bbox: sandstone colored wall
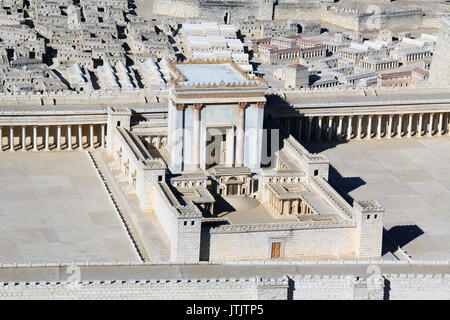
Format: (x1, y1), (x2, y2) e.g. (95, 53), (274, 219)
(153, 0), (200, 18)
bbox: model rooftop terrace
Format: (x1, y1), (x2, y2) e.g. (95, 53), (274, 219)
(168, 61), (266, 88)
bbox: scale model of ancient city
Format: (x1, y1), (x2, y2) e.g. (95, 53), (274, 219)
(0, 0), (448, 300)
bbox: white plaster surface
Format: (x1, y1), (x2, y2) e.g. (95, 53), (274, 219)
(314, 137), (450, 260)
(0, 152), (140, 263)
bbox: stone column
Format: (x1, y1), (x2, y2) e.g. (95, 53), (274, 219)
(21, 126), (26, 151)
(44, 126), (49, 151)
(101, 124), (105, 148)
(78, 125), (83, 149)
(67, 125), (72, 150)
(306, 117), (312, 142)
(387, 115), (393, 139)
(428, 113), (434, 137)
(397, 114), (403, 138)
(192, 103), (202, 170)
(448, 113), (450, 136)
(407, 114), (413, 138)
(337, 116), (343, 141)
(89, 124), (94, 149)
(367, 115), (373, 139)
(316, 117), (323, 141)
(347, 116), (353, 141)
(9, 126), (14, 151)
(438, 113), (443, 136)
(327, 116), (333, 141)
(0, 126), (2, 152)
(357, 115), (362, 140)
(297, 118), (302, 141)
(418, 113), (423, 137)
(235, 103), (246, 167)
(33, 126), (38, 151)
(56, 125), (62, 150)
(377, 115), (382, 139)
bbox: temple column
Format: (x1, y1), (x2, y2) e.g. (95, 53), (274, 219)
(9, 126), (14, 151)
(192, 103), (202, 170)
(44, 126), (49, 151)
(407, 114), (413, 138)
(438, 113), (443, 136)
(367, 115), (373, 139)
(447, 113), (450, 136)
(33, 125), (38, 151)
(397, 114), (403, 138)
(78, 125), (83, 149)
(357, 115), (362, 140)
(0, 126), (2, 152)
(387, 115), (393, 139)
(306, 117), (312, 142)
(418, 113), (423, 136)
(316, 117), (323, 141)
(347, 116), (353, 140)
(377, 115), (382, 139)
(67, 125), (72, 150)
(327, 116), (333, 141)
(235, 103), (246, 167)
(56, 125), (61, 150)
(297, 118), (302, 141)
(89, 124), (94, 149)
(21, 126), (26, 151)
(428, 113), (434, 137)
(337, 116), (343, 141)
(101, 124), (105, 148)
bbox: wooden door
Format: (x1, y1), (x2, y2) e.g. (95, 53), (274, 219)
(271, 242), (281, 259)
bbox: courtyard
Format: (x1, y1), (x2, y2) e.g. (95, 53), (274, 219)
(0, 151), (140, 264)
(306, 137), (450, 260)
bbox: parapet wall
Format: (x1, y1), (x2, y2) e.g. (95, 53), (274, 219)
(0, 269), (448, 299)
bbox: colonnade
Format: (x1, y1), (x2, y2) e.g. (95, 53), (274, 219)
(404, 51), (430, 62)
(280, 112), (450, 142)
(267, 192), (313, 216)
(0, 123), (106, 152)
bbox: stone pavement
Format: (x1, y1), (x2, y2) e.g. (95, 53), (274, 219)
(92, 149), (171, 262)
(306, 137), (450, 260)
(0, 151), (140, 264)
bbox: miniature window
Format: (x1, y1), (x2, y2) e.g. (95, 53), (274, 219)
(314, 170), (319, 176)
(183, 221), (187, 226)
(374, 214), (378, 220)
(367, 214), (370, 220)
(191, 221), (195, 226)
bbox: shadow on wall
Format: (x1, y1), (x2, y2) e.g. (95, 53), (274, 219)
(382, 225), (424, 255)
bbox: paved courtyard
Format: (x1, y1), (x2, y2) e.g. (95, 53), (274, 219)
(306, 137), (450, 260)
(0, 151), (140, 264)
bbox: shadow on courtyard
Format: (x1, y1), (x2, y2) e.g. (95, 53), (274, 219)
(327, 165), (366, 205)
(302, 141), (346, 154)
(382, 225), (424, 256)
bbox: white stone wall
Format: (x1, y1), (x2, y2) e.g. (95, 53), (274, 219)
(151, 183), (202, 263)
(0, 271), (447, 299)
(293, 274), (384, 300)
(387, 274), (450, 300)
(0, 279), (259, 300)
(209, 226), (356, 261)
